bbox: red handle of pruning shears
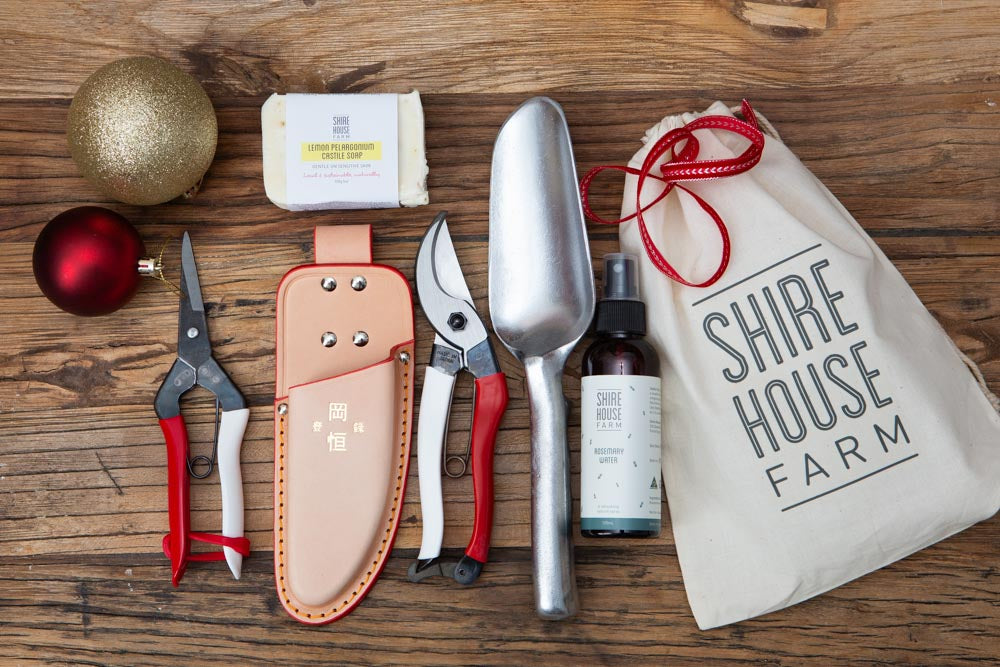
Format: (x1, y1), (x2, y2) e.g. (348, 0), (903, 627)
(466, 372), (509, 563)
(159, 414), (191, 587)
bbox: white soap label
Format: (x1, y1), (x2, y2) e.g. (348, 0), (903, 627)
(284, 94), (399, 209)
(581, 375), (662, 532)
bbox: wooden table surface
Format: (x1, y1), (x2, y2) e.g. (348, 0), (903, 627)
(1, 1), (998, 664)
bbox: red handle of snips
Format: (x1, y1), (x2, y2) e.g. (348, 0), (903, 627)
(158, 415), (249, 587)
(580, 100), (766, 288)
(466, 372), (508, 564)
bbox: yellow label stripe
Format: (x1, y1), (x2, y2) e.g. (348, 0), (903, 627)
(301, 141), (382, 162)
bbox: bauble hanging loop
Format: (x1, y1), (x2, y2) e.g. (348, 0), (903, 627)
(67, 57), (217, 206)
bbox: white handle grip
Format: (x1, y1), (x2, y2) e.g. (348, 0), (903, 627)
(217, 407), (250, 579)
(416, 366), (456, 560)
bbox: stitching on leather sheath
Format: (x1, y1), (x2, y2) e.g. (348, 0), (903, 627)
(276, 352), (410, 620)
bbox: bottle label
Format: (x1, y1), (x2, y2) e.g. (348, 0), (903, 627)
(580, 374), (662, 532)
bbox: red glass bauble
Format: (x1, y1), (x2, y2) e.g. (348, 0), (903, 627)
(32, 206), (145, 316)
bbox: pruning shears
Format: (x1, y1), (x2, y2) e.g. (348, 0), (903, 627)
(154, 232), (250, 586)
(408, 212), (508, 585)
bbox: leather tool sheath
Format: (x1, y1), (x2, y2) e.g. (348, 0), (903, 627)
(274, 225), (415, 625)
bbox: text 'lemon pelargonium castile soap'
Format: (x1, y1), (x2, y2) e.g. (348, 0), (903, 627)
(581, 253), (662, 537)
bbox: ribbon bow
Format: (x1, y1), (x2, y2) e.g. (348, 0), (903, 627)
(580, 99), (765, 288)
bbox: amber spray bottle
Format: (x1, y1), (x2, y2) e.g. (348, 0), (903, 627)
(580, 253), (662, 537)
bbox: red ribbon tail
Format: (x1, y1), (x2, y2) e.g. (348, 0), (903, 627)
(579, 100), (766, 288)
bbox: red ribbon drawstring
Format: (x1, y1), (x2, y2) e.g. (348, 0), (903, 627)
(580, 99), (766, 288)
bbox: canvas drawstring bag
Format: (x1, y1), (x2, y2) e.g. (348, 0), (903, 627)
(582, 101), (1000, 629)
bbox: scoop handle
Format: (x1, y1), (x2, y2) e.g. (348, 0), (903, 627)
(524, 351), (579, 620)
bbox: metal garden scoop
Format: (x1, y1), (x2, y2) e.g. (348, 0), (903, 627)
(488, 97), (595, 620)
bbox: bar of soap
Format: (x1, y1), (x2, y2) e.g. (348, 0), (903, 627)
(262, 91), (429, 210)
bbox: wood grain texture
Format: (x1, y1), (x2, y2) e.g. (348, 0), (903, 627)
(1, 538), (998, 666)
(0, 0), (999, 663)
(1, 1), (999, 98)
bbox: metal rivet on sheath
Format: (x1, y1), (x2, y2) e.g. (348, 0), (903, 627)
(397, 351), (410, 364)
(353, 331), (369, 347)
(277, 403), (288, 415)
(321, 332), (337, 347)
(351, 276), (367, 291)
(321, 277), (337, 291)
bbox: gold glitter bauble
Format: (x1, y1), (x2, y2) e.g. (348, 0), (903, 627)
(68, 57), (217, 206)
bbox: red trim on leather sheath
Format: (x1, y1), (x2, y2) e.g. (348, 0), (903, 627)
(282, 341), (415, 394)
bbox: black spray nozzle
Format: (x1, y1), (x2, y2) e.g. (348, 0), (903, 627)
(602, 253), (640, 301)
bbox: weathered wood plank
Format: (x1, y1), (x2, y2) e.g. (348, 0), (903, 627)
(1, 85), (997, 238)
(0, 539), (997, 666)
(0, 1), (998, 99)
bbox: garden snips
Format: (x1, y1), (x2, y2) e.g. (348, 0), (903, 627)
(154, 232), (250, 586)
(408, 212), (508, 585)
